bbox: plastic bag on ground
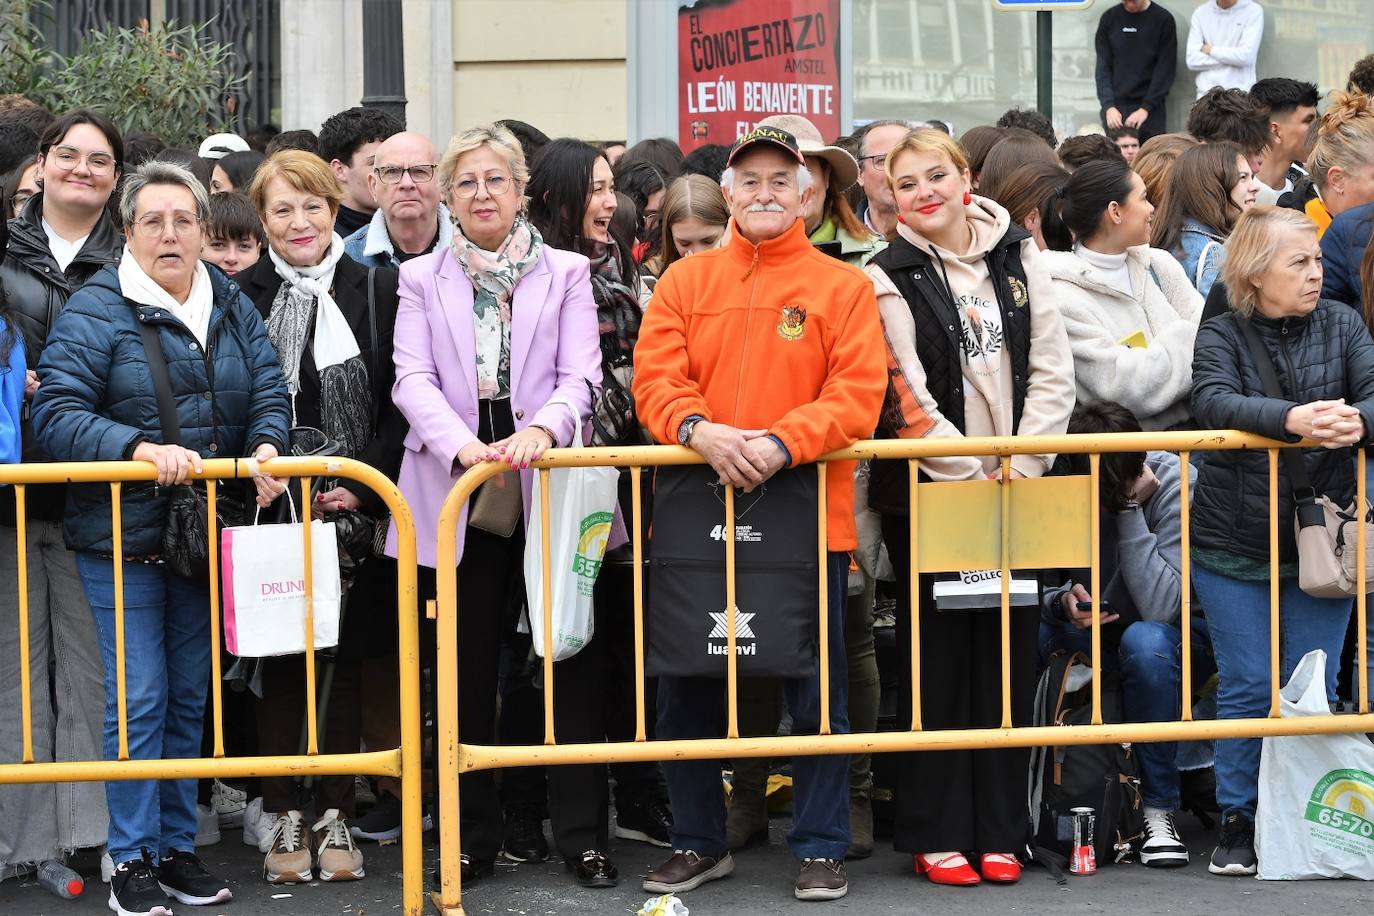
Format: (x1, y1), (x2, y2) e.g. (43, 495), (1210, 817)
(638, 895), (689, 916)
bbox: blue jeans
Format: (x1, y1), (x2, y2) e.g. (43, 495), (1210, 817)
(1040, 616), (1215, 810)
(76, 555), (211, 865)
(1191, 564), (1351, 822)
(656, 552), (851, 862)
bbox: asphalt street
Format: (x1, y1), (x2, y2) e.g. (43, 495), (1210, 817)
(2, 809), (1370, 916)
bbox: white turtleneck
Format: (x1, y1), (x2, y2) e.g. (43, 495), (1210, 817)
(1075, 243), (1134, 298)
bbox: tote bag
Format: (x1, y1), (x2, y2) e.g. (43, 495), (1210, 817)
(221, 498), (342, 657)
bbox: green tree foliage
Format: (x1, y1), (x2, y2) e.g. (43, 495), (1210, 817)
(1, 4), (245, 149)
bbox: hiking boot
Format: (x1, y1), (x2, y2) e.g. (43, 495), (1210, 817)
(1208, 813), (1257, 876)
(795, 857), (848, 901)
(846, 795), (874, 860)
(502, 804), (550, 863)
(212, 779), (248, 827)
(725, 787), (769, 850)
(157, 849), (232, 905)
(108, 850), (172, 916)
(243, 796), (276, 851)
(263, 810), (312, 884)
(1141, 807), (1190, 868)
(570, 849), (619, 888)
(642, 850), (734, 894)
(351, 791), (402, 842)
(615, 794), (672, 847)
(313, 808), (365, 881)
(194, 803), (221, 846)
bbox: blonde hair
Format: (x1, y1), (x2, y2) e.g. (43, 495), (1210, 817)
(1307, 91), (1374, 193)
(437, 123), (528, 199)
(248, 149), (341, 216)
(884, 127), (971, 189)
(1220, 206), (1319, 316)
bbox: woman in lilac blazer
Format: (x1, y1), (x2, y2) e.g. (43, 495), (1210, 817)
(385, 123), (601, 883)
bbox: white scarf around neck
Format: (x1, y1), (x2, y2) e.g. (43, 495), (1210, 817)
(117, 248), (214, 347)
(266, 232), (361, 392)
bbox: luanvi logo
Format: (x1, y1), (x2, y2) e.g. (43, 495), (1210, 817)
(707, 609), (757, 656)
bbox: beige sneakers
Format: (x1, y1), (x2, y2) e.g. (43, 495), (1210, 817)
(314, 808), (365, 881)
(264, 810), (312, 884)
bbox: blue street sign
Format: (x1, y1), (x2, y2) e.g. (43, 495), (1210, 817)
(992, 0), (1096, 9)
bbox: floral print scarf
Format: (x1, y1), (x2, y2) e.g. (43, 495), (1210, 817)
(450, 214), (544, 399)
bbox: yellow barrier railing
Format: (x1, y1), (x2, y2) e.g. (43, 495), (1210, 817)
(432, 430), (1373, 915)
(0, 457), (424, 916)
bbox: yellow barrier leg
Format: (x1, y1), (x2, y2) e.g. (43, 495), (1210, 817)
(15, 485), (33, 764)
(1179, 452), (1193, 722)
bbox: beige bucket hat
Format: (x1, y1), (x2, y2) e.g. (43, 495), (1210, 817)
(755, 114), (859, 191)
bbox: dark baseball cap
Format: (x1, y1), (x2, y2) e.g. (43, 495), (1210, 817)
(726, 126), (805, 168)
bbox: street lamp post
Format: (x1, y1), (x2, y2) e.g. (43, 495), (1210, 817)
(361, 0), (408, 124)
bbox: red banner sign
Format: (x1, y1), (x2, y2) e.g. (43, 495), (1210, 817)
(678, 0), (842, 152)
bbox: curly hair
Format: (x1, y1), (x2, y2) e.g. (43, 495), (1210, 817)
(995, 108), (1057, 148)
(1186, 88), (1270, 157)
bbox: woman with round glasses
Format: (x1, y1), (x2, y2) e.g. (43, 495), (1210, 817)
(32, 159), (290, 915)
(237, 149), (405, 886)
(387, 123), (602, 888)
(0, 110), (124, 896)
(344, 131), (454, 270)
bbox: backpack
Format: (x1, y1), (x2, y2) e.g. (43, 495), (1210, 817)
(1028, 651), (1145, 870)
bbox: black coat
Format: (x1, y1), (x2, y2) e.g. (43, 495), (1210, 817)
(236, 254), (406, 513)
(1190, 301), (1374, 563)
(0, 194), (123, 523)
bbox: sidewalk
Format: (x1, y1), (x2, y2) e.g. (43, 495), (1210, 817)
(1, 811), (1368, 915)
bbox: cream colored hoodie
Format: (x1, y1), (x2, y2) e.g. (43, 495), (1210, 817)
(866, 196), (1076, 481)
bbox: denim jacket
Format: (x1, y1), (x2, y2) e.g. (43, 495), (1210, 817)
(1174, 218), (1226, 298)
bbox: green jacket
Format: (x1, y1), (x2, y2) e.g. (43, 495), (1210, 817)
(809, 216), (886, 267)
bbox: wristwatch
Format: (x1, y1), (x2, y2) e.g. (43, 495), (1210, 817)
(678, 416), (704, 447)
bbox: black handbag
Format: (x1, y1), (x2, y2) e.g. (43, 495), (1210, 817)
(135, 318), (245, 582)
(646, 465), (820, 679)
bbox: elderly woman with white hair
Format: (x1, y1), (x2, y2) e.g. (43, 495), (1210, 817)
(387, 123), (601, 887)
(1190, 205), (1374, 878)
(33, 160), (290, 916)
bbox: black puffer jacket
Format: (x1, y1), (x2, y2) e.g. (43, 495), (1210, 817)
(1191, 301), (1374, 563)
(0, 195), (122, 523)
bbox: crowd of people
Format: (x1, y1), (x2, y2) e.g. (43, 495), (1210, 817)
(2, 7), (1374, 913)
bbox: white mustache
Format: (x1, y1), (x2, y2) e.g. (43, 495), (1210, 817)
(745, 203), (786, 213)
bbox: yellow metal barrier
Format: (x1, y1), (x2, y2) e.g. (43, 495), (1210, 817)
(0, 457), (424, 916)
(431, 430), (1374, 915)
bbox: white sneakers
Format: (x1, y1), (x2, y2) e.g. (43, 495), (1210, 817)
(1141, 807), (1190, 868)
(194, 804), (221, 847)
(243, 796), (276, 852)
(212, 779), (248, 827)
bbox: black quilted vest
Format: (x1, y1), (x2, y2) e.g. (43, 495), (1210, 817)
(867, 224), (1034, 515)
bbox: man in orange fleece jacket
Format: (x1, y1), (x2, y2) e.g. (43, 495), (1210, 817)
(633, 127), (886, 903)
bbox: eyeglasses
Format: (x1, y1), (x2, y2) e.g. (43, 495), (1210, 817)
(858, 153), (888, 171)
(11, 191), (33, 216)
(48, 145), (116, 175)
(132, 211), (201, 239)
(374, 164), (438, 184)
(453, 175), (512, 199)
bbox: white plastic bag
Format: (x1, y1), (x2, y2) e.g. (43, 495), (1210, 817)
(524, 465), (619, 661)
(1256, 649), (1374, 880)
(221, 498), (341, 657)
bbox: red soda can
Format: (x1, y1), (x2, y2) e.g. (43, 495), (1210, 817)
(1069, 806), (1097, 875)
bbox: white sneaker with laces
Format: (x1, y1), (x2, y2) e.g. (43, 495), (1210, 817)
(212, 779), (248, 827)
(264, 810), (313, 884)
(1141, 807), (1189, 868)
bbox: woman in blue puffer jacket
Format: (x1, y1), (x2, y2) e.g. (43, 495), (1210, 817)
(32, 161), (290, 916)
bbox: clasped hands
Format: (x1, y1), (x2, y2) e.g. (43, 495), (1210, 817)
(689, 421), (787, 493)
(1285, 399), (1365, 449)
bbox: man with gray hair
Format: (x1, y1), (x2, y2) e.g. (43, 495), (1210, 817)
(632, 126), (886, 903)
(855, 119), (916, 239)
(343, 131), (453, 270)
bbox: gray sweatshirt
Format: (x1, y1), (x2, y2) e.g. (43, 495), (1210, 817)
(1041, 450), (1195, 626)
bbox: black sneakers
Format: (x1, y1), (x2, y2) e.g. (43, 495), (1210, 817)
(1141, 808), (1190, 868)
(614, 794), (673, 847)
(1208, 813), (1257, 876)
(108, 850), (172, 916)
(502, 804), (550, 863)
(158, 849), (233, 905)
